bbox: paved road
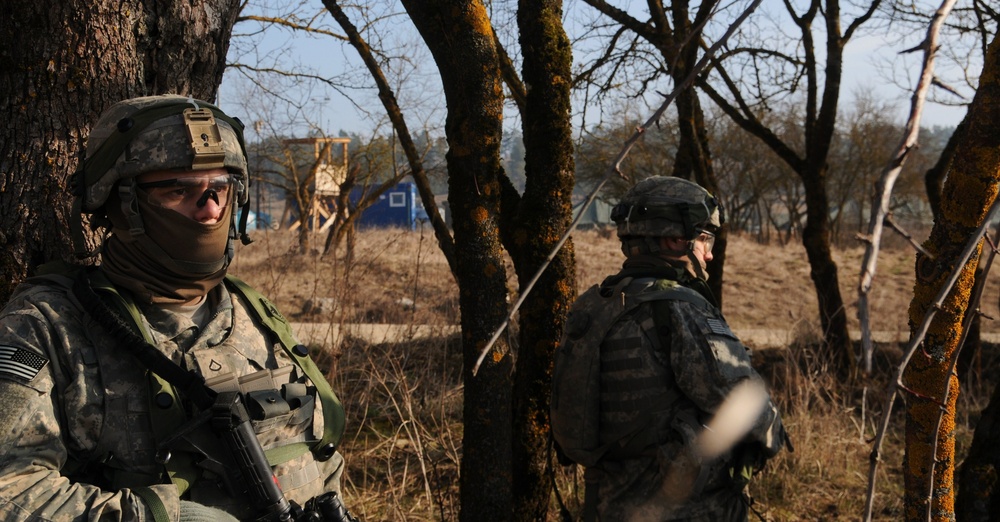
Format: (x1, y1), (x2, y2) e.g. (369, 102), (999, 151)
(292, 322), (460, 346)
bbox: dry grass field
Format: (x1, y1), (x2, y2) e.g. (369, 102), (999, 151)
(228, 227), (1000, 521)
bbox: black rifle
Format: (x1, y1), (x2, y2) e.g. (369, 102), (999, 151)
(212, 391), (359, 522)
(212, 391), (293, 521)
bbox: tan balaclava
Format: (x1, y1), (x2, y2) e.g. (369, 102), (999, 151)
(73, 95), (250, 304)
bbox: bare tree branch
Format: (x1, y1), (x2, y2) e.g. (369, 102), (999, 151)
(494, 31), (527, 112)
(322, 0), (457, 275)
(237, 15), (349, 41)
(585, 0), (665, 40)
(858, 0), (957, 373)
(843, 0), (883, 41)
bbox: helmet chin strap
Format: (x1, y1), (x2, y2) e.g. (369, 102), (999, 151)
(685, 246), (709, 281)
(650, 238), (708, 281)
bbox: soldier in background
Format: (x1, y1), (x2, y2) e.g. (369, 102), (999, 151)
(0, 95), (353, 521)
(551, 176), (788, 521)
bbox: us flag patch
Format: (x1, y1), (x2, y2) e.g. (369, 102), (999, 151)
(0, 346), (48, 382)
(705, 318), (735, 338)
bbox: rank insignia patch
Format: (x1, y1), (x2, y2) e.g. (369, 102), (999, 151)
(0, 346), (48, 382)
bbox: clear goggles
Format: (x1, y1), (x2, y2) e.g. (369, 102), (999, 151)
(695, 230), (716, 252)
(137, 174), (235, 210)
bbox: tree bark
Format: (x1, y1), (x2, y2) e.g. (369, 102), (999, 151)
(506, 1), (576, 519)
(801, 165), (853, 371)
(400, 2), (514, 520)
(957, 368), (1000, 519)
(0, 0), (240, 302)
(910, 32), (1000, 522)
(924, 118), (984, 381)
(668, 0), (728, 305)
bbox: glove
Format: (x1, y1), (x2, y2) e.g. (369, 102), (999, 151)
(729, 443), (767, 487)
(179, 500), (240, 522)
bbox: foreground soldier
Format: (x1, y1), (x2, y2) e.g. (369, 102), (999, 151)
(551, 176), (788, 521)
(0, 95), (354, 521)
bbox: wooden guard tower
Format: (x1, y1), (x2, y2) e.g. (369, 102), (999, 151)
(280, 137), (351, 232)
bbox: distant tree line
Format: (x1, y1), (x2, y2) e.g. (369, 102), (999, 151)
(573, 104), (952, 246)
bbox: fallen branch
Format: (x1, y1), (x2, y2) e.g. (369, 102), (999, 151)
(884, 213), (934, 260)
(924, 226), (1000, 520)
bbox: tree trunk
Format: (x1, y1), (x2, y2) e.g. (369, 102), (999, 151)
(400, 2), (514, 520)
(690, 0), (866, 375)
(674, 63), (729, 307)
(507, 1), (576, 520)
(924, 117), (967, 223)
(668, 1), (727, 305)
(800, 166), (852, 371)
(957, 370), (1000, 519)
(911, 32), (1000, 522)
(0, 0), (240, 302)
(924, 118), (984, 382)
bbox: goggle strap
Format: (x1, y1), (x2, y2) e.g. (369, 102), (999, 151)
(238, 199), (253, 246)
(119, 182), (145, 238)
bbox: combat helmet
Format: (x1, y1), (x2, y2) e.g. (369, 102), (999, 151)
(611, 176), (724, 257)
(72, 94), (252, 258)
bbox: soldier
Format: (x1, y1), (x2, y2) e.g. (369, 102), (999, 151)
(551, 176), (788, 521)
(0, 95), (354, 521)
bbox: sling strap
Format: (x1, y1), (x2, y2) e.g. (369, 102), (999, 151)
(73, 271), (218, 410)
(223, 275), (345, 460)
(71, 268), (345, 462)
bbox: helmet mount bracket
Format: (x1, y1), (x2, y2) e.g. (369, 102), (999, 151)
(183, 108), (227, 170)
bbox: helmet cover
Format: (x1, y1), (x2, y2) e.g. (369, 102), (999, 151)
(80, 94), (248, 212)
(611, 176), (724, 240)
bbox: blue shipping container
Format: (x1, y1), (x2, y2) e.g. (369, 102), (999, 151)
(349, 182), (422, 230)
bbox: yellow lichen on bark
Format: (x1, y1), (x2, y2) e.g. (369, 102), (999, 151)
(941, 172), (1000, 228)
(470, 206), (488, 224)
(555, 279), (573, 299)
(904, 198), (980, 522)
(900, 29), (1000, 522)
(904, 342), (962, 520)
(465, 0), (493, 41)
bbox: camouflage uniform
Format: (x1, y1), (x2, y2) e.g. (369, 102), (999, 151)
(0, 270), (343, 521)
(580, 256), (784, 522)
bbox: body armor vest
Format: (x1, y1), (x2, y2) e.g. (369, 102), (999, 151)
(598, 285), (681, 454)
(552, 275), (711, 467)
(26, 262), (346, 519)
